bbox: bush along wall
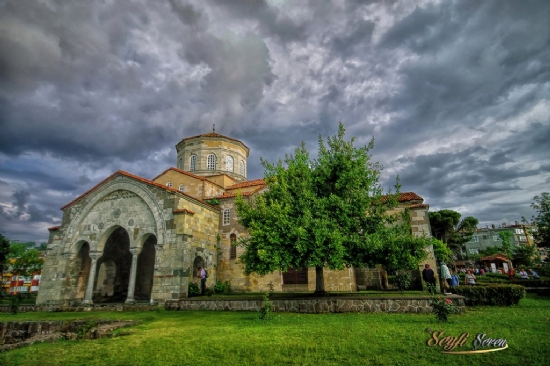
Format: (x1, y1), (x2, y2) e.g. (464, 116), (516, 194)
(453, 284), (526, 306)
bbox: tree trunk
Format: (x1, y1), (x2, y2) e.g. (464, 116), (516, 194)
(379, 266), (389, 290)
(314, 266), (326, 296)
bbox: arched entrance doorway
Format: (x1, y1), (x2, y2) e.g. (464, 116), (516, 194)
(75, 242), (91, 301)
(94, 227), (132, 303)
(135, 235), (156, 301)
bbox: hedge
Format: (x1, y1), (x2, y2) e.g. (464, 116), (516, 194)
(452, 284), (526, 306)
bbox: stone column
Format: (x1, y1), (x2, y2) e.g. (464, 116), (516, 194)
(82, 251), (101, 305)
(125, 248), (140, 304)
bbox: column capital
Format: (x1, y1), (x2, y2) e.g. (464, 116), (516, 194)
(89, 251), (102, 261)
(129, 248), (141, 255)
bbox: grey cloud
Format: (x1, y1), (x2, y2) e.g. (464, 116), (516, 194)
(0, 0), (548, 241)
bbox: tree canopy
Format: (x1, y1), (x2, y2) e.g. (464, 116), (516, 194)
(235, 123), (433, 294)
(428, 209), (479, 254)
(0, 235), (44, 279)
(0, 234), (10, 276)
(531, 192), (550, 247)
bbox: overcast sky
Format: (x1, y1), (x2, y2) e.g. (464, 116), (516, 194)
(1, 0), (549, 243)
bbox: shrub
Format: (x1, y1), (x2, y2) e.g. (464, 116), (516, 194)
(259, 282), (274, 320)
(394, 273), (412, 293)
(214, 280), (232, 294)
(188, 282), (200, 297)
(430, 297), (457, 322)
(453, 284), (525, 306)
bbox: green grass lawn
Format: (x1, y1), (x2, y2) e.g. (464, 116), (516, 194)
(1, 294), (549, 366)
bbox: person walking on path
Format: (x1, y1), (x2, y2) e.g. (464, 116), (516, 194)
(422, 263), (436, 294)
(440, 262), (452, 291)
(198, 267), (207, 295)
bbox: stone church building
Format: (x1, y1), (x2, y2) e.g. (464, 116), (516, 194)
(37, 131), (435, 306)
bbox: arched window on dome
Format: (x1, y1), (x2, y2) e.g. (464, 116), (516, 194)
(226, 156), (233, 172)
(240, 160), (245, 176)
(166, 182), (172, 188)
(190, 155), (197, 171)
(207, 154), (216, 170)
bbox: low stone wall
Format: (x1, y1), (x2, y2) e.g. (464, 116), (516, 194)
(0, 320), (138, 352)
(166, 296), (466, 314)
(0, 304), (156, 313)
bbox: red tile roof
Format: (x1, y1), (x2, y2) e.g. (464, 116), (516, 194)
(151, 167), (225, 189)
(61, 170), (220, 211)
(152, 167), (207, 182)
(47, 226), (61, 231)
(226, 179), (266, 190)
(381, 192), (424, 203)
(176, 132), (249, 151)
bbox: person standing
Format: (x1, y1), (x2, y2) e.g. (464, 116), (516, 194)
(198, 267), (207, 295)
(422, 264), (436, 294)
(450, 269), (460, 287)
(465, 270), (476, 286)
(440, 262), (452, 290)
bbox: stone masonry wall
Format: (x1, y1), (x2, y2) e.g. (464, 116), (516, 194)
(168, 296), (465, 314)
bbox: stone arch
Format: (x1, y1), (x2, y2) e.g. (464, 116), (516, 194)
(63, 178), (166, 254)
(74, 241), (91, 301)
(93, 226), (132, 303)
(135, 233), (156, 300)
(193, 255), (206, 278)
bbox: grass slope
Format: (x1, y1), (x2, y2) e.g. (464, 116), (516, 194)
(1, 294), (549, 366)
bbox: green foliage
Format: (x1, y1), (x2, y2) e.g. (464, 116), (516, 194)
(214, 280), (232, 294)
(0, 234), (10, 275)
(512, 244), (541, 268)
(259, 282), (274, 320)
(205, 198), (220, 206)
(188, 282), (200, 297)
(394, 273), (412, 293)
(430, 297), (457, 322)
(431, 238), (453, 263)
(453, 284), (526, 306)
(428, 210), (478, 252)
(11, 249), (44, 277)
(531, 192), (550, 247)
(425, 282), (436, 295)
(76, 320), (98, 340)
(498, 231), (514, 264)
(236, 123), (432, 293)
(479, 246), (504, 256)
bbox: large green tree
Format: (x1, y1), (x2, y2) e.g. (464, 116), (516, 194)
(10, 249), (44, 278)
(236, 123), (432, 294)
(531, 192), (550, 247)
(512, 244), (541, 268)
(0, 234), (10, 277)
(428, 210), (479, 254)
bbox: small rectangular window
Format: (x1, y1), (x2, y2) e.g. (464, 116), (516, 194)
(223, 209), (230, 226)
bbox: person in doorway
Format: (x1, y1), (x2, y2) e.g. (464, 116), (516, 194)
(422, 263), (436, 295)
(440, 262), (452, 290)
(465, 270), (476, 286)
(197, 267), (207, 295)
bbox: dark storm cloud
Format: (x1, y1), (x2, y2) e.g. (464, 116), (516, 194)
(0, 0), (548, 242)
